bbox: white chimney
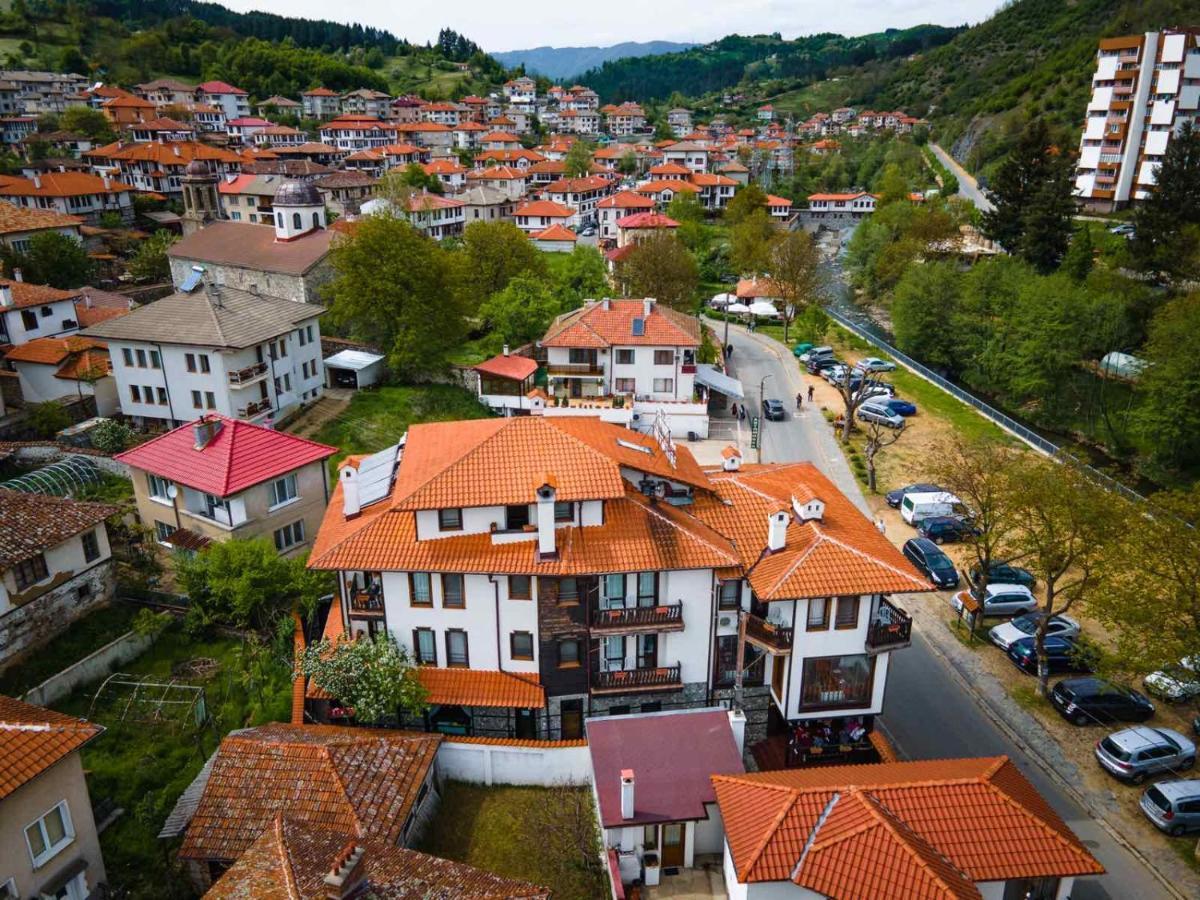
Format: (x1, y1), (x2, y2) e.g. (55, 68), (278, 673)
(192, 417), (223, 450)
(793, 496), (825, 523)
(536, 481), (557, 558)
(31, 174), (40, 190)
(727, 708), (747, 754)
(340, 465), (361, 519)
(767, 509), (789, 552)
(173, 144), (181, 157)
(620, 769), (635, 820)
(643, 298), (654, 317)
(101, 175), (110, 191)
(601, 296), (611, 310)
(12, 267), (22, 283)
(502, 344), (510, 356)
(722, 446), (741, 472)
(0, 284), (11, 307)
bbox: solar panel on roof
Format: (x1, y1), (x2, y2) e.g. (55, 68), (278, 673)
(180, 266), (204, 293)
(356, 443), (401, 508)
(632, 317), (645, 336)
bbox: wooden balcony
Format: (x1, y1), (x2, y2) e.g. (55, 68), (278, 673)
(866, 597), (912, 654)
(591, 663), (682, 694)
(546, 362), (605, 377)
(349, 588), (385, 617)
(744, 614), (793, 655)
(237, 398), (272, 418)
(228, 362), (269, 386)
(591, 603), (683, 635)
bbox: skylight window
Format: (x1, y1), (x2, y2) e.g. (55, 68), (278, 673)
(617, 439), (652, 454)
(631, 317), (645, 336)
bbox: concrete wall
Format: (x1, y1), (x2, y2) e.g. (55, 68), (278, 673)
(0, 297), (79, 346)
(21, 628), (153, 707)
(435, 738), (592, 786)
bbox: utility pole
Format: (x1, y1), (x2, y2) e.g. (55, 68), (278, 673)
(758, 373), (772, 463)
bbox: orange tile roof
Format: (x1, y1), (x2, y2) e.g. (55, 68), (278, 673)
(0, 172), (134, 197)
(690, 172), (738, 187)
(541, 298), (699, 348)
(514, 199), (575, 218)
(178, 724), (441, 862)
(597, 190), (655, 210)
(714, 757), (1103, 894)
(4, 334), (98, 365)
(736, 277), (784, 299)
(475, 148), (546, 165)
(634, 179), (699, 195)
(616, 212), (680, 229)
(417, 668), (545, 708)
(0, 278), (79, 310)
(54, 346), (110, 381)
(545, 175), (611, 193)
(0, 203), (81, 234)
(443, 734), (587, 749)
(467, 164), (526, 181)
(0, 694), (104, 799)
(530, 223), (578, 242)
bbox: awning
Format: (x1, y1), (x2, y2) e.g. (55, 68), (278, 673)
(323, 349), (384, 371)
(695, 364), (744, 400)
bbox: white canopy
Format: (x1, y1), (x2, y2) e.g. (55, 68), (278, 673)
(726, 302), (752, 314)
(710, 292), (736, 307)
(749, 300), (780, 317)
(323, 349), (384, 371)
(695, 364), (744, 399)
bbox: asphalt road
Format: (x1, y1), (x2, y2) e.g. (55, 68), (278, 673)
(930, 142), (995, 213)
(726, 324), (1171, 900)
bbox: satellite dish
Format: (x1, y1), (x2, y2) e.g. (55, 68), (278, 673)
(166, 484), (178, 499)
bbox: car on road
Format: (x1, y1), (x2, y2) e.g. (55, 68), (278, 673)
(1050, 677), (1155, 727)
(916, 515), (978, 543)
(969, 562), (1036, 590)
(1006, 635), (1093, 676)
(902, 537), (959, 588)
(806, 357), (841, 375)
(989, 612), (1080, 652)
(1095, 726), (1195, 784)
(1140, 780), (1200, 836)
(886, 483), (943, 509)
(761, 398), (786, 421)
(1144, 657), (1200, 703)
(952, 583), (1037, 618)
(857, 401), (905, 429)
(853, 357), (897, 373)
(580, 226), (596, 236)
(875, 397), (916, 417)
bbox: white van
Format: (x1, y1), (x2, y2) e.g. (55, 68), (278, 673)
(900, 491), (962, 525)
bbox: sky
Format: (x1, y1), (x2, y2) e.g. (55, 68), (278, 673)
(219, 0), (1005, 53)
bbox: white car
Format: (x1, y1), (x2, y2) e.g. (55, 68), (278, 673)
(856, 383), (895, 402)
(1145, 657), (1200, 702)
(952, 584), (1037, 618)
(823, 364), (851, 384)
(854, 357), (897, 373)
(988, 612), (1080, 651)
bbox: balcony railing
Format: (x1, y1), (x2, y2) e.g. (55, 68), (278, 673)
(349, 588), (385, 616)
(866, 597), (912, 654)
(228, 362), (268, 385)
(743, 614), (793, 654)
(591, 663), (682, 694)
(591, 603), (683, 634)
(547, 362), (605, 377)
(238, 398), (272, 418)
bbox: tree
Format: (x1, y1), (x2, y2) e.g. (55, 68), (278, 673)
(386, 163), (442, 195)
(612, 234), (698, 311)
(1019, 151), (1076, 273)
(875, 163), (910, 208)
(456, 220), (546, 309)
(724, 183), (767, 225)
(833, 367), (892, 444)
(26, 400), (71, 438)
(563, 140), (593, 177)
(90, 418), (134, 454)
(1134, 292), (1200, 471)
(551, 245), (608, 308)
(1132, 121), (1200, 281)
(300, 631), (427, 724)
(891, 261), (962, 371)
(327, 213), (466, 379)
(176, 538), (330, 635)
(769, 229), (826, 343)
(862, 418), (904, 493)
(2, 231), (94, 288)
(1061, 223), (1094, 283)
(58, 106), (114, 143)
(729, 208), (775, 275)
(127, 230), (178, 284)
(618, 150), (638, 176)
(478, 274), (561, 345)
(665, 191), (705, 224)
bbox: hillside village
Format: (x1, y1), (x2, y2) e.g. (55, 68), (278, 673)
(0, 3), (1199, 900)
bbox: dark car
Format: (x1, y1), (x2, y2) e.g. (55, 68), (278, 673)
(762, 398), (785, 421)
(916, 515), (980, 544)
(878, 397), (917, 417)
(806, 357), (841, 375)
(1050, 677), (1155, 727)
(885, 482), (943, 509)
(969, 561), (1036, 590)
(1007, 635), (1095, 676)
(902, 537), (959, 588)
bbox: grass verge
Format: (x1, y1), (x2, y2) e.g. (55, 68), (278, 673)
(0, 601), (138, 696)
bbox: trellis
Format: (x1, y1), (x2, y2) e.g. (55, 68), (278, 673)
(0, 455), (103, 496)
(88, 673), (209, 729)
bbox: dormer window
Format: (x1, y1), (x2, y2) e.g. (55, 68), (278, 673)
(554, 501), (574, 522)
(439, 508), (463, 531)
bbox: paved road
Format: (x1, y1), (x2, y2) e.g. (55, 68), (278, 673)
(726, 323), (1170, 900)
(930, 142), (994, 213)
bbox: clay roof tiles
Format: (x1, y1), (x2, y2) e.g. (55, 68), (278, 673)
(0, 203), (81, 234)
(0, 694), (104, 799)
(0, 490), (118, 573)
(417, 668), (544, 709)
(541, 298), (699, 349)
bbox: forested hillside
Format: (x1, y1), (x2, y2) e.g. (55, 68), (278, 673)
(494, 41), (695, 80)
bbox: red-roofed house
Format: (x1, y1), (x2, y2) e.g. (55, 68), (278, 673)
(597, 190), (655, 241)
(473, 349), (540, 414)
(530, 223), (578, 252)
(615, 211), (680, 248)
(513, 198), (577, 233)
(4, 335), (117, 413)
(544, 175), (614, 222)
(196, 80), (250, 122)
(117, 414), (336, 556)
(807, 191), (875, 221)
(766, 193), (794, 223)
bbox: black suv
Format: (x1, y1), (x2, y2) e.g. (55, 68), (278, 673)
(806, 357), (840, 375)
(969, 561), (1036, 589)
(886, 483), (942, 509)
(916, 515), (980, 544)
(761, 398), (785, 421)
(902, 538), (959, 588)
(1050, 677), (1155, 727)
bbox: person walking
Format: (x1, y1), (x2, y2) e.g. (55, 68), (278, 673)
(796, 392), (803, 411)
(807, 384), (815, 403)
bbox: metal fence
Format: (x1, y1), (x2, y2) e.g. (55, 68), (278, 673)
(824, 308), (1148, 505)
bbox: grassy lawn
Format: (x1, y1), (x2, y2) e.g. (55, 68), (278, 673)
(0, 601), (138, 696)
(54, 623), (292, 900)
(419, 781), (607, 900)
(311, 384), (492, 463)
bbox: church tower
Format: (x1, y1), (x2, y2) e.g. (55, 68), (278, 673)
(272, 180), (326, 241)
(181, 158), (220, 237)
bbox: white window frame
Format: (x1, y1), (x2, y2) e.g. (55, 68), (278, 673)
(268, 473), (299, 510)
(24, 800), (74, 868)
(147, 474), (174, 504)
(1, 877), (16, 900)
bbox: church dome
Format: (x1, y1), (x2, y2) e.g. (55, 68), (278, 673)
(273, 180), (322, 207)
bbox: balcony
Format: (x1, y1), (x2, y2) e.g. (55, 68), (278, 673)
(866, 597), (912, 654)
(591, 663), (682, 694)
(237, 398), (272, 418)
(228, 362), (269, 386)
(743, 614), (793, 655)
(546, 362), (605, 377)
(591, 603), (683, 635)
(349, 588), (385, 616)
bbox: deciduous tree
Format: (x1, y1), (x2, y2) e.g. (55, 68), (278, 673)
(769, 229), (826, 343)
(724, 182), (767, 225)
(126, 230), (176, 284)
(1134, 292), (1200, 472)
(3, 231), (95, 288)
(299, 632), (427, 724)
(478, 273), (561, 345)
(551, 245), (608, 308)
(729, 208), (775, 275)
(563, 140), (593, 177)
(455, 220), (546, 308)
(612, 234), (698, 311)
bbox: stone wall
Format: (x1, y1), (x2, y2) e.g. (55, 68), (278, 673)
(0, 561), (116, 669)
(21, 628), (154, 707)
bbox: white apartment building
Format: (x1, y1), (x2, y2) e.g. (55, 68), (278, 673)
(1075, 29), (1200, 211)
(544, 175), (613, 223)
(513, 198), (577, 232)
(667, 108), (693, 137)
(195, 80), (251, 121)
(596, 191), (656, 241)
(806, 191), (876, 220)
(662, 141), (711, 173)
(302, 88), (342, 119)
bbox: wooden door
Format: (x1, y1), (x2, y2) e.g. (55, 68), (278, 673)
(771, 654), (786, 704)
(661, 822), (685, 868)
(560, 699), (583, 739)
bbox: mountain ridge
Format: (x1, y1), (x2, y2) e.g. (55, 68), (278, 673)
(493, 40), (695, 80)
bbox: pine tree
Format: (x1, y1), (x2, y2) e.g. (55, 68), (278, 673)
(1132, 121), (1200, 280)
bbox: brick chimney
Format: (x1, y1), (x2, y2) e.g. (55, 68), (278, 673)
(323, 841), (368, 900)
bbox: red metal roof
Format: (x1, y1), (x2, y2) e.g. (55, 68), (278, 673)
(116, 415), (336, 497)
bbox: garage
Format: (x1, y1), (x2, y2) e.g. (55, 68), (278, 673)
(323, 349), (385, 390)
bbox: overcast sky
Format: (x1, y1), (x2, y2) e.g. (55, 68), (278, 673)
(219, 0), (1004, 53)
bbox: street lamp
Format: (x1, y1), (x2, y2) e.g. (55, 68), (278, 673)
(758, 373), (773, 463)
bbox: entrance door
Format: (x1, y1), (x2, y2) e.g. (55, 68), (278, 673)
(514, 708), (536, 739)
(637, 634), (658, 670)
(661, 822), (685, 868)
(569, 379), (583, 399)
(560, 698), (583, 739)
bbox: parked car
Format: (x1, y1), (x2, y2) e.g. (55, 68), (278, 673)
(761, 398), (786, 421)
(857, 401), (905, 429)
(823, 364), (851, 384)
(952, 583), (1037, 618)
(902, 538), (959, 588)
(1095, 726), (1195, 784)
(1140, 780), (1200, 836)
(856, 382), (896, 402)
(1050, 677), (1155, 727)
(792, 342), (814, 358)
(1109, 223), (1136, 236)
(853, 357), (897, 373)
(876, 397), (916, 417)
(886, 483), (943, 509)
(899, 490), (962, 524)
(969, 561), (1036, 590)
(989, 612), (1080, 652)
(798, 346), (834, 364)
(1145, 658), (1200, 703)
(1007, 635), (1094, 676)
(916, 515), (979, 543)
(806, 356), (841, 375)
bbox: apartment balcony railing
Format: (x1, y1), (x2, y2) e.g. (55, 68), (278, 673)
(591, 603), (683, 635)
(227, 362), (269, 386)
(866, 597), (912, 654)
(743, 614), (793, 655)
(238, 398), (272, 418)
(349, 588), (385, 616)
(546, 362), (605, 377)
(591, 663), (682, 694)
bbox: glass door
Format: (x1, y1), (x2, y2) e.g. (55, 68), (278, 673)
(637, 634), (658, 670)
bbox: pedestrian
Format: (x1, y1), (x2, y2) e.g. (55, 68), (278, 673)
(796, 392), (803, 411)
(730, 402), (738, 419)
(739, 405), (746, 422)
(874, 516), (886, 536)
(807, 384), (814, 403)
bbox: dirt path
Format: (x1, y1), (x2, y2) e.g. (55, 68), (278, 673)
(285, 391), (352, 440)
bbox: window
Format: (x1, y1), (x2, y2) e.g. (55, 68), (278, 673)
(445, 629), (469, 667)
(413, 628), (437, 665)
(13, 553), (48, 590)
(643, 825), (658, 850)
(205, 391), (215, 410)
(81, 529), (100, 563)
(567, 348), (592, 365)
(157, 387), (168, 405)
(510, 631), (534, 660)
(192, 390), (202, 409)
(155, 520), (174, 543)
(835, 595), (860, 629)
(409, 572), (432, 606)
(147, 474), (173, 501)
(554, 501), (574, 522)
(615, 348), (634, 365)
(185, 352), (196, 372)
(442, 574), (465, 608)
(615, 377), (636, 393)
(602, 573), (626, 606)
(273, 520), (305, 551)
(505, 505), (530, 530)
(807, 597), (829, 630)
(636, 572), (657, 606)
(199, 354), (211, 374)
(24, 800), (73, 867)
(558, 638), (581, 667)
(203, 493), (229, 521)
(652, 378), (674, 393)
(136, 348), (147, 368)
(123, 347), (134, 367)
(509, 575), (531, 600)
(21, 309), (37, 330)
(438, 507), (463, 530)
(270, 473), (298, 508)
(603, 634), (625, 669)
(654, 349), (674, 365)
(292, 212), (302, 229)
(129, 384), (141, 403)
(150, 350), (161, 369)
(800, 654), (875, 710)
(718, 580), (740, 610)
(556, 577), (579, 604)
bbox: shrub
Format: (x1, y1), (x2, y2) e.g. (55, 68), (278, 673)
(91, 418), (134, 454)
(27, 401), (71, 438)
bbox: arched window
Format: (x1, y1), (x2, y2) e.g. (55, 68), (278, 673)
(292, 212), (301, 230)
(312, 212), (320, 228)
(275, 212), (283, 229)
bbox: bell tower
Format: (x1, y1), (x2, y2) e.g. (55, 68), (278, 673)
(181, 158), (220, 237)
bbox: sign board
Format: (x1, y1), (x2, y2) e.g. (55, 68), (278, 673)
(750, 415), (760, 450)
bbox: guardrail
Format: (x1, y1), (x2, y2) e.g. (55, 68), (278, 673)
(823, 308), (1147, 505)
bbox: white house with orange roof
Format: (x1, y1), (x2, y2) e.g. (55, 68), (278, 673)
(662, 141), (711, 173)
(301, 87), (341, 120)
(0, 171), (135, 224)
(615, 212), (680, 248)
(513, 198), (577, 233)
(467, 165), (528, 200)
(597, 191), (655, 241)
(806, 191), (876, 221)
(634, 178), (700, 208)
(690, 172), (738, 210)
(422, 159), (467, 192)
(765, 193), (795, 224)
(362, 191), (465, 239)
(530, 223), (578, 253)
(544, 175), (613, 224)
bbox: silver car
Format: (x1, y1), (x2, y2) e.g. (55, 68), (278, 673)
(1095, 726), (1196, 784)
(857, 401), (904, 429)
(1141, 780), (1200, 836)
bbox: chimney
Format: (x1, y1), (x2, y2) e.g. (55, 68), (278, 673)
(323, 842), (368, 900)
(767, 509), (789, 552)
(501, 344), (510, 357)
(101, 174), (110, 191)
(722, 446), (741, 472)
(340, 465), (361, 519)
(793, 495), (825, 523)
(83, 290), (93, 309)
(31, 174), (40, 190)
(192, 416), (223, 450)
(536, 481), (557, 559)
(12, 267), (22, 282)
(0, 284), (11, 308)
(643, 298), (654, 317)
(601, 296), (611, 310)
(728, 708), (747, 754)
(620, 769), (635, 820)
(173, 144), (181, 157)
